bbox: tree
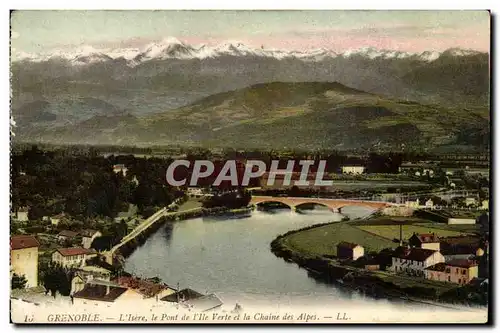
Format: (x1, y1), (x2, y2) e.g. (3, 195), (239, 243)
(11, 273), (27, 289)
(40, 262), (72, 297)
(450, 197), (466, 208)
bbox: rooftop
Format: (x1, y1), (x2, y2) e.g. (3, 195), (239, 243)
(11, 235), (40, 250)
(56, 247), (97, 257)
(337, 241), (362, 250)
(73, 284), (128, 302)
(79, 229), (99, 238)
(184, 294), (223, 312)
(114, 276), (172, 298)
(411, 233), (439, 243)
(58, 230), (79, 238)
(161, 288), (203, 303)
(446, 259), (478, 268)
(393, 247), (437, 261)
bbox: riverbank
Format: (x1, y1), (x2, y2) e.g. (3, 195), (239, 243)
(115, 206), (253, 261)
(270, 222), (488, 307)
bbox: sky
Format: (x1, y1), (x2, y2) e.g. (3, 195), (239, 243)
(10, 10), (490, 55)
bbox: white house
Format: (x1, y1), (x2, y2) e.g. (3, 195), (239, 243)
(390, 247), (445, 277)
(10, 235), (40, 288)
(52, 248), (98, 268)
(14, 207), (29, 222)
(50, 213), (67, 226)
(425, 199), (434, 209)
(336, 242), (364, 261)
(405, 199), (420, 208)
(465, 197), (477, 207)
(447, 218), (476, 225)
(423, 169), (434, 177)
(80, 229), (102, 249)
(187, 187), (204, 197)
(481, 200), (489, 210)
(71, 266), (112, 295)
(113, 164), (128, 176)
(341, 165), (365, 175)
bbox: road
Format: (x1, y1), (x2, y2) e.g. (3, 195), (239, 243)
(110, 203), (202, 255)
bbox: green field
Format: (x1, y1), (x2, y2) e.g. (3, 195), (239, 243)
(357, 224), (468, 240)
(281, 222), (396, 256)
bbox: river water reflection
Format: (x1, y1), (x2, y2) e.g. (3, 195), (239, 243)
(123, 207), (486, 319)
(124, 208), (368, 307)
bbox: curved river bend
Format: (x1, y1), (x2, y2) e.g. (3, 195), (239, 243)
(124, 207), (487, 321)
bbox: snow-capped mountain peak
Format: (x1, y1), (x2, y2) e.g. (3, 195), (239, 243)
(11, 38), (486, 65)
(441, 47), (482, 57)
(134, 37), (197, 61)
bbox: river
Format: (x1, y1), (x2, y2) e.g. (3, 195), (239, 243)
(124, 207), (487, 322)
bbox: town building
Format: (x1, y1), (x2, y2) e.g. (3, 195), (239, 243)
(113, 164), (128, 176)
(336, 242), (364, 261)
(50, 213), (67, 226)
(408, 233), (440, 251)
(114, 276), (176, 300)
(424, 259), (479, 285)
(341, 165), (365, 175)
(57, 230), (79, 242)
(447, 217), (476, 225)
(70, 266), (112, 295)
(465, 197), (477, 207)
(390, 247), (445, 277)
(80, 229), (102, 249)
(440, 236), (486, 261)
(405, 199), (420, 208)
(424, 199), (434, 209)
(73, 280), (143, 307)
(51, 248), (98, 268)
(14, 207), (29, 222)
(184, 293), (223, 312)
(186, 187), (204, 197)
(481, 200), (489, 210)
(10, 235), (40, 288)
(422, 169), (434, 177)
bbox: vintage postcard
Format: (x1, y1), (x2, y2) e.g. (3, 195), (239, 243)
(9, 10), (490, 324)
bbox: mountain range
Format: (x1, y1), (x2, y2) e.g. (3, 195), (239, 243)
(10, 38), (490, 151)
(13, 37), (483, 64)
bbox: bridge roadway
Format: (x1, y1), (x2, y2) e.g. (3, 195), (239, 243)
(250, 195), (396, 212)
(104, 206), (202, 263)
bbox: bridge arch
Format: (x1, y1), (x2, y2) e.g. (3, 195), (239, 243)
(250, 196), (392, 214)
(252, 200), (294, 210)
(294, 202), (337, 212)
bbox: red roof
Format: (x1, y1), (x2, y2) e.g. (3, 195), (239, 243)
(114, 276), (170, 298)
(56, 248), (96, 257)
(11, 235), (40, 250)
(412, 233), (439, 243)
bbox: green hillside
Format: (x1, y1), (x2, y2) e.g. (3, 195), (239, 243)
(21, 82), (490, 150)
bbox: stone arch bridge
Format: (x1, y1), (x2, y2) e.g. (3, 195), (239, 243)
(250, 196), (394, 213)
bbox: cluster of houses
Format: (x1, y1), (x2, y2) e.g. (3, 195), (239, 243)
(402, 198), (489, 211)
(10, 234), (223, 311)
(336, 232), (488, 286)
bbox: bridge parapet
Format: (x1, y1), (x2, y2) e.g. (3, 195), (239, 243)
(250, 196), (392, 211)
